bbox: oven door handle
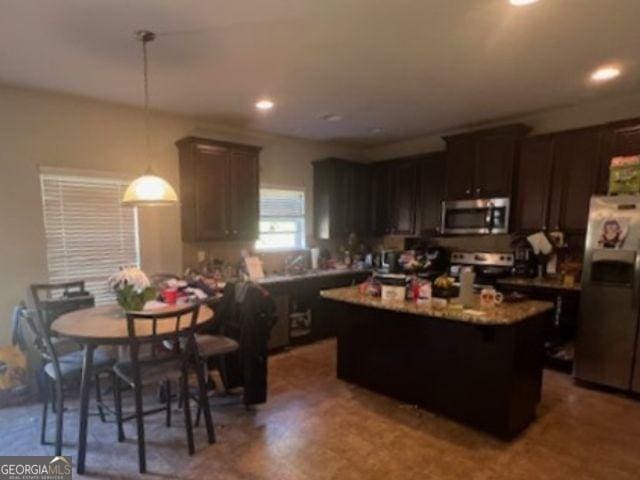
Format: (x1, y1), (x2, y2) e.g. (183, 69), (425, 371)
(486, 203), (495, 233)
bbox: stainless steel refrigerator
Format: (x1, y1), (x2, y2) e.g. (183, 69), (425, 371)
(575, 195), (640, 392)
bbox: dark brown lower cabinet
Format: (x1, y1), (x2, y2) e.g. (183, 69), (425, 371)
(261, 271), (371, 349)
(498, 283), (580, 372)
(329, 299), (549, 439)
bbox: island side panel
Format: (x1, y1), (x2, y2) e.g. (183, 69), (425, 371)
(331, 300), (548, 439)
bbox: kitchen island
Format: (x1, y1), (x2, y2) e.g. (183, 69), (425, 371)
(321, 287), (554, 439)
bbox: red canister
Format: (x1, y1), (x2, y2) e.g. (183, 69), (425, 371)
(163, 288), (179, 305)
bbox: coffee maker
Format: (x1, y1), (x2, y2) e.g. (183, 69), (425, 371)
(512, 237), (536, 278)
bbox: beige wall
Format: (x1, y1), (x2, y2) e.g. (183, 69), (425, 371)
(0, 85), (358, 346)
(363, 90), (640, 161)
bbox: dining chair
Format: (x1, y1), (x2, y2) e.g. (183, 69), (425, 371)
(192, 332), (239, 426)
(30, 281), (114, 420)
(112, 303), (215, 474)
(30, 281), (95, 329)
(13, 304), (115, 456)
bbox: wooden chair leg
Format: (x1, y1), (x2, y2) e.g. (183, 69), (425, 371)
(165, 380), (172, 428)
(95, 373), (106, 423)
(113, 375), (125, 442)
(181, 368), (195, 455)
(40, 378), (49, 445)
(54, 379), (64, 456)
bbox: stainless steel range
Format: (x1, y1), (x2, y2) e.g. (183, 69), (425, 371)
(448, 251), (514, 288)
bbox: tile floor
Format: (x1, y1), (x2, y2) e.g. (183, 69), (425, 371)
(1, 339), (640, 479)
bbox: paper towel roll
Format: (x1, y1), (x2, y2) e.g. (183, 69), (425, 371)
(459, 269), (476, 308)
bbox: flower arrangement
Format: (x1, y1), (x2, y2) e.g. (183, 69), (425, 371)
(108, 266), (157, 312)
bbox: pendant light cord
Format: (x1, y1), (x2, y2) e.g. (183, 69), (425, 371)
(136, 30), (156, 170)
(142, 36), (151, 166)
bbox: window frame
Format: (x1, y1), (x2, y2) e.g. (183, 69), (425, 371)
(255, 186), (307, 252)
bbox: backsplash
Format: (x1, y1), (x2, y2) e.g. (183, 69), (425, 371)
(182, 236), (344, 275)
(430, 234), (514, 252)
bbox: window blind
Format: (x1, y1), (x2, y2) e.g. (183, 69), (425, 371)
(256, 188), (306, 250)
(260, 188), (305, 217)
(40, 172), (140, 305)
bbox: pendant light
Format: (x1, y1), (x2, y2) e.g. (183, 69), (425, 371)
(122, 30), (178, 206)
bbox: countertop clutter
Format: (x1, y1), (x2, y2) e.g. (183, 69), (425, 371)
(321, 286), (554, 326)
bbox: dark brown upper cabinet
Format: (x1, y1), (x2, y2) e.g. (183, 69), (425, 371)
(443, 135), (475, 199)
(444, 124), (530, 200)
(176, 136), (261, 242)
(371, 159), (418, 236)
(547, 127), (601, 233)
(514, 119), (640, 234)
(416, 151), (446, 235)
(313, 158), (371, 240)
(596, 119), (640, 194)
(371, 161), (392, 236)
(513, 135), (555, 232)
(394, 159), (418, 234)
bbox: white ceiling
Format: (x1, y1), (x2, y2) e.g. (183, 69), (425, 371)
(1, 0), (639, 147)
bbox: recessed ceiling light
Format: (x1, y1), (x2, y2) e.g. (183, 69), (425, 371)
(255, 99), (274, 111)
(590, 65), (621, 83)
(509, 0), (539, 6)
(318, 113), (343, 122)
(371, 127), (382, 134)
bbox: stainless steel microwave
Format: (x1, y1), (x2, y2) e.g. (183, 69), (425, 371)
(441, 198), (510, 235)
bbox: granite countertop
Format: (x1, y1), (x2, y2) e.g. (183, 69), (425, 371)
(497, 276), (581, 292)
(257, 268), (371, 285)
(320, 286), (554, 326)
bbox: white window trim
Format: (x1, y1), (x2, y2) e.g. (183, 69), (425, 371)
(256, 186), (307, 252)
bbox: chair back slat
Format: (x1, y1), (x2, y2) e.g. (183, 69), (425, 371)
(30, 281), (94, 329)
(124, 303), (202, 365)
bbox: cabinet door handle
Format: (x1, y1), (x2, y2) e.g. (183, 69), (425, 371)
(465, 189), (471, 195)
(476, 187), (481, 195)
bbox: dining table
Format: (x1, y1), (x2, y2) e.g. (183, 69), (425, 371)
(50, 302), (215, 474)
